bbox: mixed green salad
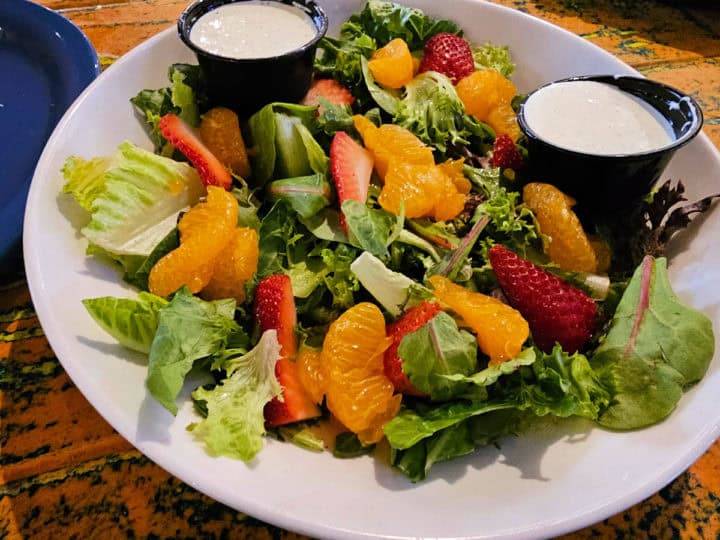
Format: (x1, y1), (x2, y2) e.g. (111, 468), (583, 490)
(60, 0), (717, 481)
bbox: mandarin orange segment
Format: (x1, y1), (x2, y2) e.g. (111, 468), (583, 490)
(379, 161), (466, 221)
(368, 38), (414, 89)
(353, 114), (378, 145)
(429, 275), (529, 365)
(149, 186), (238, 297)
(486, 102), (522, 142)
(201, 227), (259, 302)
(456, 69), (517, 120)
(437, 158), (471, 194)
(320, 302), (400, 445)
(523, 183), (599, 273)
(356, 123), (434, 180)
(590, 237), (612, 274)
(297, 346), (325, 405)
(198, 107), (251, 178)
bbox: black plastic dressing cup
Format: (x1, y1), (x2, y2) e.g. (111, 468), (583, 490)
(178, 0), (328, 117)
(517, 75), (703, 217)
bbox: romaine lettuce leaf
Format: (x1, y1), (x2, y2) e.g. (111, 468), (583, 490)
(76, 141), (204, 257)
(147, 288), (244, 414)
(188, 330), (282, 461)
(82, 292), (168, 354)
(61, 156), (113, 211)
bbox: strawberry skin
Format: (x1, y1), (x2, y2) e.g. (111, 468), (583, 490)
(385, 301), (443, 395)
(329, 131), (374, 232)
(488, 245), (596, 353)
(158, 114), (232, 190)
(255, 274), (320, 426)
(491, 134), (524, 170)
(419, 33), (474, 83)
(254, 274), (297, 357)
(263, 358), (321, 428)
(301, 78), (355, 115)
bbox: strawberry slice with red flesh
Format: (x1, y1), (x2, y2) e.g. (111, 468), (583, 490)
(254, 274), (320, 427)
(384, 301), (443, 395)
(419, 33), (475, 83)
(158, 113), (232, 190)
(329, 131), (374, 233)
(301, 79), (355, 115)
(491, 134), (524, 170)
(488, 245), (597, 353)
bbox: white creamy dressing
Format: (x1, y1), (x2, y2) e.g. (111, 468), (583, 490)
(523, 80), (675, 155)
(190, 1), (317, 59)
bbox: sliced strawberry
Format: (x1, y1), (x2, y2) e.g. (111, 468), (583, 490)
(158, 113), (232, 190)
(254, 274), (297, 358)
(488, 245), (597, 353)
(329, 131), (374, 233)
(263, 358), (321, 427)
(418, 33), (474, 83)
(491, 134), (524, 170)
(301, 79), (355, 115)
(255, 274), (320, 426)
(384, 301), (443, 395)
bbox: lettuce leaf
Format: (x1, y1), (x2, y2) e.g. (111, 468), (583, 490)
(343, 199), (403, 258)
(268, 173), (333, 219)
(472, 44), (515, 77)
(82, 292), (168, 354)
(592, 256), (715, 429)
(351, 0), (462, 50)
(399, 312), (478, 401)
(147, 288), (245, 414)
(188, 330), (282, 461)
(61, 156), (113, 211)
(74, 141), (204, 257)
(130, 64), (203, 154)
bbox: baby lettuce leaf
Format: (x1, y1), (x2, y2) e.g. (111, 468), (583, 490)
(592, 256), (715, 429)
(268, 173), (333, 219)
(343, 199), (403, 258)
(352, 0), (462, 50)
(360, 56), (400, 115)
(399, 312), (478, 401)
(147, 288), (243, 414)
(188, 330), (282, 461)
(66, 142), (204, 257)
(82, 292), (168, 355)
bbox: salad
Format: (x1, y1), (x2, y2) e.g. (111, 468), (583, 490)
(59, 0), (717, 482)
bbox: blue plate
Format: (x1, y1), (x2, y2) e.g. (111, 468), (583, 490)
(0, 0), (99, 274)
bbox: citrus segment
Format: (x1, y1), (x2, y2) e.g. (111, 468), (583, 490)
(355, 122), (434, 180)
(297, 346), (325, 405)
(379, 161), (466, 221)
(429, 275), (529, 365)
(437, 158), (471, 194)
(368, 38), (414, 89)
(320, 302), (400, 445)
(523, 182), (598, 273)
(198, 107), (251, 178)
(456, 69), (517, 120)
(201, 227), (258, 302)
(486, 102), (522, 142)
(149, 186), (238, 297)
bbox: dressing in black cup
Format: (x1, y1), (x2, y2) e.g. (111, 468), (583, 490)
(178, 0), (328, 117)
(517, 75), (703, 217)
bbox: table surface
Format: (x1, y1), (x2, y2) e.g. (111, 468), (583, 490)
(2, 0), (720, 538)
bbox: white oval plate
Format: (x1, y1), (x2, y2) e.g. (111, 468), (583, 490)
(24, 1), (720, 539)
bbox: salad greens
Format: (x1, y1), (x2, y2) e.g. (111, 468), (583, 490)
(60, 0), (716, 480)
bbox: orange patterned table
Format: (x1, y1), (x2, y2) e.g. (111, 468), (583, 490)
(2, 1), (719, 538)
